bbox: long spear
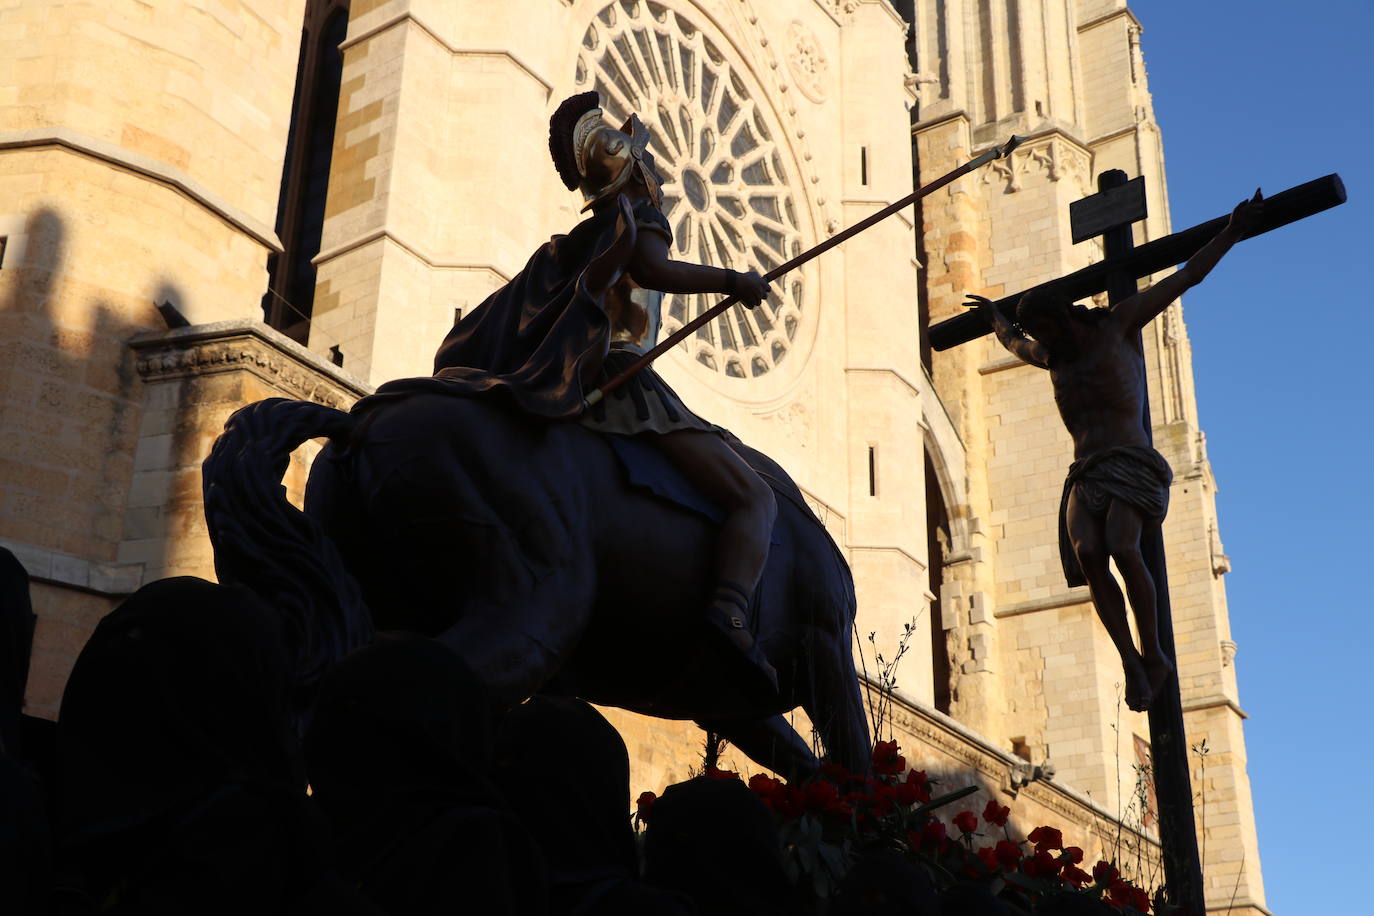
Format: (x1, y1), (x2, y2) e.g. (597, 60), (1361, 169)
(582, 134), (1025, 409)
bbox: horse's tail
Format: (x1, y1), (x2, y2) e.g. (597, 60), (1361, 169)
(202, 398), (374, 696)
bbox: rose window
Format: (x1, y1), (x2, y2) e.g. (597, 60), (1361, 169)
(576, 0), (808, 379)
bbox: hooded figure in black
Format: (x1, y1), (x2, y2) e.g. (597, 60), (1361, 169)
(643, 776), (798, 916)
(0, 546), (51, 915)
(304, 636), (549, 916)
(54, 576), (375, 915)
(493, 696), (694, 915)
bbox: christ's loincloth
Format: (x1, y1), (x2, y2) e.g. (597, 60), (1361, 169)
(1058, 445), (1174, 587)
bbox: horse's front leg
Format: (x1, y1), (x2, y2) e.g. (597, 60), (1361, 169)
(695, 714), (819, 783)
(802, 625), (873, 775)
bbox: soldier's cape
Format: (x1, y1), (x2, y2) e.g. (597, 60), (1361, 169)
(358, 199), (664, 421)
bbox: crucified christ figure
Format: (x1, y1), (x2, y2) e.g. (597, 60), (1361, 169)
(965, 190), (1263, 711)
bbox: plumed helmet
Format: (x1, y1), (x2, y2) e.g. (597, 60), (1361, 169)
(549, 92), (662, 212)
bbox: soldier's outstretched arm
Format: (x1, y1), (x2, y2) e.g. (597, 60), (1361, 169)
(964, 295), (1051, 369)
(1114, 189), (1264, 333)
(629, 232), (770, 307)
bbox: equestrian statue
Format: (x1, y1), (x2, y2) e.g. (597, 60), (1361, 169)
(204, 93), (873, 777)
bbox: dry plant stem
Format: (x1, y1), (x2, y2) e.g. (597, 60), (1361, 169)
(1192, 738), (1210, 884)
(1226, 855), (1246, 914)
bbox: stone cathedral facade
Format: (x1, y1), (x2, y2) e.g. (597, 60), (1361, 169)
(0, 0), (1268, 911)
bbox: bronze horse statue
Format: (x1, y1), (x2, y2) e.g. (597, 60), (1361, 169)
(203, 392), (871, 777)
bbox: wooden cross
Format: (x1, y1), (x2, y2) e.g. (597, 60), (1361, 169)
(928, 170), (1345, 915)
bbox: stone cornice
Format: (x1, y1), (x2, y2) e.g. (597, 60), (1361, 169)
(873, 679), (1161, 847)
(1076, 7), (1142, 35)
(312, 227), (513, 283)
(340, 10), (553, 98)
(913, 109), (971, 136)
(1182, 693), (1249, 720)
(848, 544), (927, 572)
(844, 366), (923, 399)
(979, 353), (1033, 375)
(0, 537), (142, 599)
(994, 588), (1092, 618)
(131, 320), (373, 409)
(0, 128), (283, 252)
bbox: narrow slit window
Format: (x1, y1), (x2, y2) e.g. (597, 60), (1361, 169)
(0, 236), (7, 269)
(860, 146), (869, 186)
(454, 307), (464, 325)
(868, 445), (877, 496)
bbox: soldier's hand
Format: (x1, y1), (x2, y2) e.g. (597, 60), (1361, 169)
(734, 269), (771, 309)
(1226, 188), (1263, 238)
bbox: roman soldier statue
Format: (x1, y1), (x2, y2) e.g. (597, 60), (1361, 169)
(363, 92), (781, 698)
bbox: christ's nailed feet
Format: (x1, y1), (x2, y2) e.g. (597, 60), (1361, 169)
(1123, 655), (1153, 712)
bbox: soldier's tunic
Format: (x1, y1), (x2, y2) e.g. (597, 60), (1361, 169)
(358, 197), (715, 442)
(578, 200), (717, 437)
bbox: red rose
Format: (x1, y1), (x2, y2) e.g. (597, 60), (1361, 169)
(803, 780), (840, 812)
(771, 784), (805, 819)
(855, 788), (895, 818)
(1027, 825), (1063, 852)
(706, 767), (740, 780)
(977, 846), (1000, 871)
(952, 810), (979, 835)
(893, 781), (922, 807)
(1093, 861), (1120, 885)
(820, 761), (853, 782)
(1021, 849), (1062, 879)
(1105, 878), (1151, 912)
(982, 799), (1011, 826)
(905, 769), (931, 803)
(993, 839), (1023, 869)
(1061, 846), (1084, 865)
(635, 791), (657, 823)
(872, 739), (906, 776)
(748, 773), (782, 798)
(1107, 879), (1136, 906)
(918, 819), (948, 852)
(1062, 865), (1092, 888)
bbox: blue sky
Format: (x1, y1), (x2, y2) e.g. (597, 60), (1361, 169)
(1140, 2), (1371, 913)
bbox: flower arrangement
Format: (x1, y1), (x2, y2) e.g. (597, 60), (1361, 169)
(635, 740), (1162, 915)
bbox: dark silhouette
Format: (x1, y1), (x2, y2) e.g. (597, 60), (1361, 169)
(0, 546), (52, 916)
(0, 547), (35, 758)
(965, 191), (1262, 711)
(935, 881), (1020, 916)
(1038, 891), (1119, 915)
(493, 697), (694, 915)
(305, 636), (549, 916)
(643, 777), (798, 916)
(830, 848), (938, 916)
(53, 577), (377, 914)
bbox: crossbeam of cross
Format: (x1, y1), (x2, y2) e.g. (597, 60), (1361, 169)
(929, 174), (1345, 351)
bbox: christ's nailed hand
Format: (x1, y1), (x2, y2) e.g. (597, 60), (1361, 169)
(963, 294), (999, 324)
(1225, 188), (1264, 238)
